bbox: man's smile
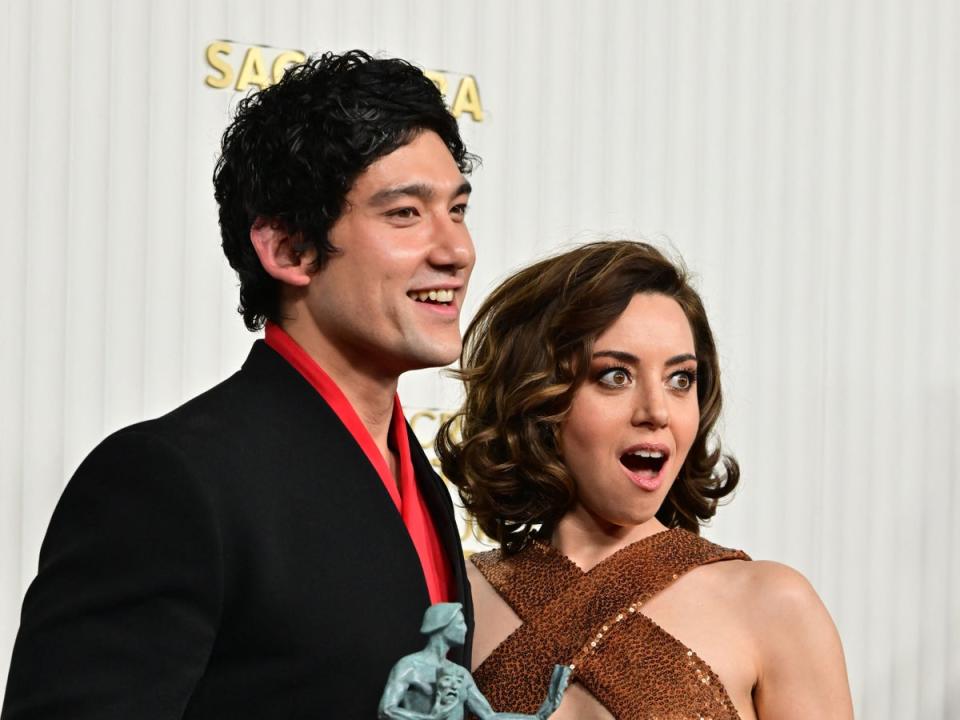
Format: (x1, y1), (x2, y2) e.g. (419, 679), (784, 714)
(407, 288), (455, 304)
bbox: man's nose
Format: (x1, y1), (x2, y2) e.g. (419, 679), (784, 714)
(429, 215), (475, 271)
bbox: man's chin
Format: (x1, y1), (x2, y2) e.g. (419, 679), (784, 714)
(401, 340), (463, 371)
(404, 355), (460, 372)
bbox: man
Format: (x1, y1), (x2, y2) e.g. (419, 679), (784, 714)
(2, 51), (476, 719)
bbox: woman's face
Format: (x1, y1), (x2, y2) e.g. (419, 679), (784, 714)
(559, 293), (701, 531)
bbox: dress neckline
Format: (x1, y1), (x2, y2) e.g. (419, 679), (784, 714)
(528, 526), (684, 576)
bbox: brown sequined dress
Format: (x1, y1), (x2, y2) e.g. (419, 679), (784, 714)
(470, 528), (750, 720)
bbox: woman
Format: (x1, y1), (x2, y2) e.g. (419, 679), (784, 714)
(437, 241), (852, 720)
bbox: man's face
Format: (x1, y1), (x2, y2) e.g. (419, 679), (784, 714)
(304, 130), (475, 376)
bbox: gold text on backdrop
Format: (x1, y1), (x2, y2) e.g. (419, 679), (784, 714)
(204, 42), (485, 122)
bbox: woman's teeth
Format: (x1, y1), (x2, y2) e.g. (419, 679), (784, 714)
(621, 449), (667, 473)
(410, 289), (454, 303)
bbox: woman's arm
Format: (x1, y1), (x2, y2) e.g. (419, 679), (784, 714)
(748, 561), (854, 719)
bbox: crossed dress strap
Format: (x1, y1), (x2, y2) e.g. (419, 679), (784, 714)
(470, 528), (749, 720)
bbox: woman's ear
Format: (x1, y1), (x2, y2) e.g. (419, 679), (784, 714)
(249, 217), (316, 287)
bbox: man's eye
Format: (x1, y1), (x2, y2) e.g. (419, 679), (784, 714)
(667, 371), (696, 391)
(388, 207), (418, 219)
(598, 367), (632, 388)
(451, 203), (468, 218)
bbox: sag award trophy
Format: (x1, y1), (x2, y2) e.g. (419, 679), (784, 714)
(379, 603), (570, 720)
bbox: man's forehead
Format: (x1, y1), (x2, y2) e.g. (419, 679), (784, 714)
(349, 131), (467, 196)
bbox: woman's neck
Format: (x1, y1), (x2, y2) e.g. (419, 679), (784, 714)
(550, 506), (668, 572)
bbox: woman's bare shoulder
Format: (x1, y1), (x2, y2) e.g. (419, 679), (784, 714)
(701, 559), (853, 718)
(686, 558), (835, 653)
(697, 558), (820, 608)
(730, 560), (825, 622)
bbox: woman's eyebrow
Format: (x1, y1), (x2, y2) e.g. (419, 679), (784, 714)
(666, 353), (697, 366)
(592, 350), (639, 364)
(592, 350), (697, 366)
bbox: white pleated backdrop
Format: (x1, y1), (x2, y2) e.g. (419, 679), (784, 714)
(1, 1), (958, 716)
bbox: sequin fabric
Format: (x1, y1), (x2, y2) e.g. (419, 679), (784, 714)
(471, 528), (750, 720)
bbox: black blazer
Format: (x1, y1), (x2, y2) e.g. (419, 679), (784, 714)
(2, 341), (473, 719)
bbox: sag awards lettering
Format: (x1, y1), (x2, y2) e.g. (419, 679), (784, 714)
(204, 42), (485, 122)
(204, 41), (305, 90)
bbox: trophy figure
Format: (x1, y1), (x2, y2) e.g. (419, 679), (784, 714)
(379, 603), (570, 720)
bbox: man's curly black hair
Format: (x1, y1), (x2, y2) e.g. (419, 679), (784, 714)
(213, 50), (476, 331)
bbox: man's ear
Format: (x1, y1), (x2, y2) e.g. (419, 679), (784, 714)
(250, 217), (316, 287)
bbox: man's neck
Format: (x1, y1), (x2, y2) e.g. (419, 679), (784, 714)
(278, 318), (399, 469)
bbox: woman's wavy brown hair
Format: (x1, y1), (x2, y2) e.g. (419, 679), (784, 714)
(437, 240), (739, 553)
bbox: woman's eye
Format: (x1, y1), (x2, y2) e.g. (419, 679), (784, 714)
(667, 371), (696, 391)
(598, 368), (632, 388)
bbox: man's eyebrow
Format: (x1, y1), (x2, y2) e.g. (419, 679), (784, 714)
(368, 180), (472, 207)
(593, 350), (697, 366)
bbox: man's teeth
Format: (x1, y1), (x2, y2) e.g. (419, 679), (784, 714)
(628, 449), (665, 458)
(411, 289), (454, 303)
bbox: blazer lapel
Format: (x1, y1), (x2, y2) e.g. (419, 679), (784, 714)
(404, 422), (474, 667)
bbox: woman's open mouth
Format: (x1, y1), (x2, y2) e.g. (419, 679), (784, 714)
(620, 446), (669, 490)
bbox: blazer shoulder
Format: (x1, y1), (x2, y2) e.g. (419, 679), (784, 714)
(117, 341), (323, 449)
